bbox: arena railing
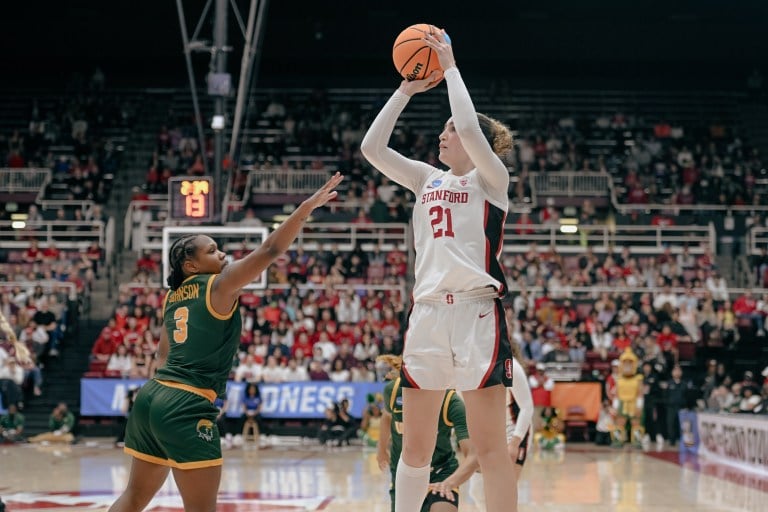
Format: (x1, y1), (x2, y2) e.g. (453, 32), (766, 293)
(287, 223), (409, 253)
(614, 202), (768, 213)
(0, 220), (105, 249)
(118, 281), (407, 301)
(502, 222), (715, 254)
(527, 166), (768, 215)
(12, 168), (96, 212)
(0, 168), (111, 216)
(0, 280), (79, 301)
(0, 167), (51, 192)
(36, 197), (97, 213)
(125, 199), (713, 257)
(132, 221), (411, 253)
(505, 284), (757, 298)
(249, 169), (333, 194)
(123, 200), (170, 251)
(747, 227), (768, 256)
(530, 171), (612, 199)
(115, 282), (757, 307)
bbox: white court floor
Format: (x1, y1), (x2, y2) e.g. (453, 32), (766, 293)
(1, 440), (766, 511)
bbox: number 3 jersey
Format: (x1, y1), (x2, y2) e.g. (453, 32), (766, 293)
(156, 274), (241, 398)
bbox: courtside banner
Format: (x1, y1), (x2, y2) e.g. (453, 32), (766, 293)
(697, 412), (768, 475)
(80, 379), (385, 419)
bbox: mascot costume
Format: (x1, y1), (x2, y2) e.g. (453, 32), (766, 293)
(534, 406), (566, 451)
(612, 348), (644, 446)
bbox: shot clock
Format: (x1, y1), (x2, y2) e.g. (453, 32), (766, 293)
(168, 176), (214, 221)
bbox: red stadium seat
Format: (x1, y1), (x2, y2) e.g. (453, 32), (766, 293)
(575, 302), (593, 320)
(592, 361), (612, 377)
(563, 405), (590, 442)
(89, 360), (108, 373)
(678, 341), (696, 361)
(367, 263), (385, 281)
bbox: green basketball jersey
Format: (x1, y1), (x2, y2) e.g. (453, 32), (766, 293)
(155, 274), (241, 398)
(383, 377), (469, 480)
(0, 412), (24, 430)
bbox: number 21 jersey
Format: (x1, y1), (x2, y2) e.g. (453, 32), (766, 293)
(412, 169), (507, 302)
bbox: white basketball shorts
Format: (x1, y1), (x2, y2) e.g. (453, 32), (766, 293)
(401, 289), (514, 391)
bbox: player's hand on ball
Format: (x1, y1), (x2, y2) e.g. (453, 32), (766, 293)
(423, 30), (456, 71)
(398, 70), (443, 96)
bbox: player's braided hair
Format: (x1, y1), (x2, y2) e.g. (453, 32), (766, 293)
(167, 235), (198, 290)
(477, 113), (514, 161)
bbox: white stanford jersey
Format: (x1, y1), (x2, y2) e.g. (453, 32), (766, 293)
(412, 169), (507, 301)
(361, 67), (510, 303)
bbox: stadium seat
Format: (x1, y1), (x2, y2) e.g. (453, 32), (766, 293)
(575, 302), (593, 320)
(89, 361), (108, 373)
(678, 341), (696, 362)
(367, 263), (385, 281)
(563, 405), (590, 442)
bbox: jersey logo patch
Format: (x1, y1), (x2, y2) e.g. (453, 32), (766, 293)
(426, 179), (443, 189)
(479, 311), (492, 318)
(196, 419), (215, 442)
(504, 359), (514, 380)
(459, 178), (468, 186)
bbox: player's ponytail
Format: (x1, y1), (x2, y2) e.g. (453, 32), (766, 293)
(477, 113), (513, 160)
(503, 305), (527, 371)
(167, 235), (198, 290)
(509, 340), (526, 371)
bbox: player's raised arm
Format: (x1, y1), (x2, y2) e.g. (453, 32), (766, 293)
(211, 173), (343, 309)
(361, 77), (442, 193)
(424, 31), (511, 203)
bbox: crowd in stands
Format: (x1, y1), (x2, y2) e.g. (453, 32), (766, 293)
(91, 260), (406, 384)
(700, 362), (768, 414)
(100, 236), (768, 389)
(0, 71), (123, 423)
(125, 101), (768, 434)
(140, 88), (764, 225)
(0, 69), (126, 208)
(509, 112), (764, 207)
(0, 279), (80, 409)
(0, 215), (104, 415)
(4, 81), (768, 446)
(76, 232), (768, 450)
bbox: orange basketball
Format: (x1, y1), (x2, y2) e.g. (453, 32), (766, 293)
(392, 23), (444, 81)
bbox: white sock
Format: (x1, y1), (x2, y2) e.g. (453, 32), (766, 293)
(394, 456), (430, 512)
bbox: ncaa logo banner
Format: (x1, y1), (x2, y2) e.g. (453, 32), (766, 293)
(80, 379), (384, 419)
